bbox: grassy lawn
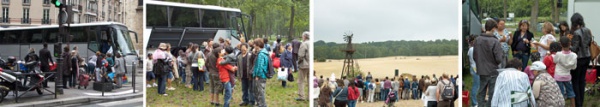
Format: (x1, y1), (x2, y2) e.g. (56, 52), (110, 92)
(463, 70), (600, 107)
(147, 72), (309, 107)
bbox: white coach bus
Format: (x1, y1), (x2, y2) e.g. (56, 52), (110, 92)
(0, 22), (139, 72)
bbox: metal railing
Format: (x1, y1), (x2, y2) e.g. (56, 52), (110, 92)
(21, 18), (30, 24)
(1, 17), (9, 23)
(42, 19), (51, 25)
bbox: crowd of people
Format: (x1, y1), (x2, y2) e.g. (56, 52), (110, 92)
(468, 13), (595, 107)
(146, 31), (311, 107)
(314, 72), (459, 107)
(16, 42), (126, 90)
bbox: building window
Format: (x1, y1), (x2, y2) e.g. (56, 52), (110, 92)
(42, 9), (50, 24)
(2, 7), (8, 23)
(22, 8), (29, 24)
(22, 0), (30, 4)
(2, 0), (9, 5)
(43, 0), (49, 4)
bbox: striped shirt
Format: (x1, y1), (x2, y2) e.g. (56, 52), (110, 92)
(492, 68), (536, 107)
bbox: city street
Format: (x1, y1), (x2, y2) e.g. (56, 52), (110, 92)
(0, 66), (144, 107)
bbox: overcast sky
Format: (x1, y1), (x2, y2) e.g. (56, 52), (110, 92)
(315, 0), (458, 43)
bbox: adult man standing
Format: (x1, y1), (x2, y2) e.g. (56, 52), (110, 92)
(209, 43), (223, 106)
(39, 43), (54, 88)
(297, 31), (310, 101)
(474, 19), (504, 107)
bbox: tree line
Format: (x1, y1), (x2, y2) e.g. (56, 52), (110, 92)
(315, 39), (459, 60)
(161, 0), (309, 41)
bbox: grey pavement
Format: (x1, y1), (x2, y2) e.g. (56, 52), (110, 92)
(0, 66), (144, 107)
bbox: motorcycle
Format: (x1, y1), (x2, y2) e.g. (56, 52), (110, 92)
(0, 57), (44, 103)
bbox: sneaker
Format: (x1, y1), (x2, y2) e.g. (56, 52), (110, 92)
(147, 84), (152, 88)
(162, 94), (168, 96)
(167, 87), (176, 90)
(153, 83), (158, 87)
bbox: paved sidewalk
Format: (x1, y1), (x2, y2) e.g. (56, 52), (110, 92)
(0, 66), (144, 106)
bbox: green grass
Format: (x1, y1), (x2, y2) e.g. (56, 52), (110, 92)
(147, 72), (309, 107)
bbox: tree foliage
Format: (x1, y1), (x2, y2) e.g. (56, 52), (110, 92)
(315, 39), (459, 60)
(478, 0), (567, 20)
(164, 0), (309, 40)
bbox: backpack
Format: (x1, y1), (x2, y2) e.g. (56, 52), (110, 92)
(387, 89), (397, 101)
(441, 80), (454, 101)
(153, 59), (171, 75)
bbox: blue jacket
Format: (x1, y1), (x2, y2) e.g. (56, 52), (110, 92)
(403, 79), (410, 88)
(253, 48), (269, 79)
(281, 50), (293, 68)
(412, 81), (418, 89)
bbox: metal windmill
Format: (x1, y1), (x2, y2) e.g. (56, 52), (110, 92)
(340, 32), (356, 78)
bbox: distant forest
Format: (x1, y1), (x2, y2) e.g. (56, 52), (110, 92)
(314, 39), (458, 60)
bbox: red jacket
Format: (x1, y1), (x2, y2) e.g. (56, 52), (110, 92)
(348, 86), (359, 100)
(217, 58), (235, 82)
(543, 54), (556, 77)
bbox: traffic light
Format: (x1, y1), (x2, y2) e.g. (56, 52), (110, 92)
(51, 0), (63, 8)
(54, 43), (62, 57)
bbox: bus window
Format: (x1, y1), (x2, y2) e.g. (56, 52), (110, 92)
(202, 10), (227, 28)
(146, 4), (169, 27)
(15, 31), (29, 44)
(172, 6), (200, 27)
(44, 28), (59, 43)
(0, 32), (18, 44)
(32, 33), (43, 43)
(70, 26), (87, 42)
(87, 27), (102, 53)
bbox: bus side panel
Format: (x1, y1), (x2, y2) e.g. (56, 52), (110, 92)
(0, 45), (20, 59)
(179, 29), (218, 47)
(20, 45), (30, 60)
(148, 28), (184, 47)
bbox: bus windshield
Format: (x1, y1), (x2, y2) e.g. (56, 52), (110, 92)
(115, 26), (136, 55)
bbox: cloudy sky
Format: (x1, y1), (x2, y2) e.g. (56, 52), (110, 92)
(315, 0), (459, 43)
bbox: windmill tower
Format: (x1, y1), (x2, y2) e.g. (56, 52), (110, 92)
(340, 32), (356, 78)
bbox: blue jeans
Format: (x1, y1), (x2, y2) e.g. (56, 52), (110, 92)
(192, 67), (204, 91)
(87, 64), (95, 75)
(412, 88), (418, 99)
(380, 89), (385, 101)
(179, 66), (186, 84)
(146, 71), (155, 81)
(469, 67), (480, 106)
(157, 74), (167, 94)
(242, 78), (255, 104)
(557, 81), (576, 98)
(205, 71), (210, 84)
(224, 82), (232, 107)
(348, 100), (356, 107)
(394, 91), (398, 102)
(513, 52), (530, 70)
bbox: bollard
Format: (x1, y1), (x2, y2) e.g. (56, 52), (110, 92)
(132, 62), (136, 93)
